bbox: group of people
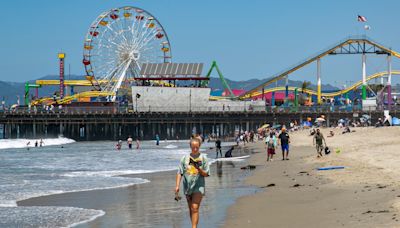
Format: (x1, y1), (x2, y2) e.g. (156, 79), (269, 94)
(116, 136), (140, 150)
(235, 131), (255, 146)
(265, 126), (329, 160)
(26, 139), (44, 150)
(264, 128), (290, 161)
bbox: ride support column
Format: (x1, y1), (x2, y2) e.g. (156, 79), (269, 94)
(285, 75), (289, 105)
(387, 54), (392, 109)
(362, 53), (367, 100)
(317, 58), (322, 105)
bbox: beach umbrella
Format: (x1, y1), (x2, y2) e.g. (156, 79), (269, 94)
(316, 117), (325, 122)
(259, 124), (269, 129)
(338, 119), (345, 124)
(362, 114), (370, 119)
(271, 124), (281, 129)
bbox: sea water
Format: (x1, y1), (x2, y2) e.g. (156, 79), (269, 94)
(0, 138), (239, 227)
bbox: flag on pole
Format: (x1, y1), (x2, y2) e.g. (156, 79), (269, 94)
(357, 15), (367, 22)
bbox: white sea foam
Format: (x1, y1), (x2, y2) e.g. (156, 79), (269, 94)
(62, 169), (175, 177)
(0, 136), (75, 149)
(211, 155), (250, 163)
(164, 144), (178, 149)
(0, 206), (105, 228)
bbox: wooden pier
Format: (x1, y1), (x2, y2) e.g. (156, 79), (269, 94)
(0, 109), (387, 141)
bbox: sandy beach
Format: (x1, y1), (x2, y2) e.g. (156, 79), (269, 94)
(224, 127), (400, 228)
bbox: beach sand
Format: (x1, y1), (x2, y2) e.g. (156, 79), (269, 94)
(224, 127), (400, 228)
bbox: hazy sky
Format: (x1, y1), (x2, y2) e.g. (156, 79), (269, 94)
(1, 0), (400, 87)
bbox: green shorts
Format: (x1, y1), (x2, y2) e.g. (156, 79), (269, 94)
(316, 144), (323, 152)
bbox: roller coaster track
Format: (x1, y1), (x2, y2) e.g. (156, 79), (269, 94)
(240, 35), (400, 99)
(31, 91), (115, 105)
(247, 71), (400, 98)
(33, 80), (173, 105)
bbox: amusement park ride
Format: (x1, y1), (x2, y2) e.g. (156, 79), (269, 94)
(27, 6), (400, 110)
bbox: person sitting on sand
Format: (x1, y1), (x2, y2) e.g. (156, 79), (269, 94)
(375, 118), (384, 128)
(313, 129), (326, 158)
(265, 132), (277, 162)
(175, 138), (210, 228)
(342, 126), (351, 134)
(327, 130), (335, 137)
(225, 146), (234, 158)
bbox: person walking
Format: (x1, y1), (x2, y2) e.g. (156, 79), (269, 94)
(175, 138), (210, 228)
(215, 138), (222, 158)
(278, 128), (290, 160)
(265, 132), (277, 161)
(313, 129), (326, 158)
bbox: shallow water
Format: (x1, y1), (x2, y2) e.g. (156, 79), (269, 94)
(0, 138), (243, 227)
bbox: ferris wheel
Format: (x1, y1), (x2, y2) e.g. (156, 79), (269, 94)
(82, 6), (172, 101)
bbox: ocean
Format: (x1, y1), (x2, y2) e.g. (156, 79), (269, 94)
(0, 138), (246, 227)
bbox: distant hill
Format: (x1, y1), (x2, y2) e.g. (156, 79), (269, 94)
(0, 74), (339, 105)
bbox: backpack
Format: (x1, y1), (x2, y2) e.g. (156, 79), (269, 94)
(324, 147), (331, 155)
(267, 137), (275, 149)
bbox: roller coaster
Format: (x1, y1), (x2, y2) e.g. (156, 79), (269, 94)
(240, 35), (400, 105)
(248, 71), (400, 98)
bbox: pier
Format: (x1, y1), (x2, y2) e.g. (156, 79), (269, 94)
(0, 107), (391, 141)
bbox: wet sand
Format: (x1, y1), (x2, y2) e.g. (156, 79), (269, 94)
(19, 147), (256, 228)
(224, 128), (400, 228)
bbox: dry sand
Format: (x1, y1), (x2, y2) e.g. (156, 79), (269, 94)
(223, 127), (400, 228)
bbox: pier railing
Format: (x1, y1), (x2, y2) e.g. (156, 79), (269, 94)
(0, 104), (394, 115)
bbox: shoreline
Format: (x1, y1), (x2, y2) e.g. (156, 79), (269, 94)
(223, 128), (400, 227)
(18, 145), (255, 227)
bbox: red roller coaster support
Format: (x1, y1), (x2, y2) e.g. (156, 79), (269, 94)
(58, 53), (65, 99)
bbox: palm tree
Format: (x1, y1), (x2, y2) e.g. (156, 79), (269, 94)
(301, 81), (311, 94)
(300, 81), (312, 105)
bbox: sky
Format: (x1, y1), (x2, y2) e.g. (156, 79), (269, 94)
(1, 0), (400, 87)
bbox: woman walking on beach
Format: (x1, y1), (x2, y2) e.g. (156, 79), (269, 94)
(175, 138), (210, 228)
(265, 132), (277, 161)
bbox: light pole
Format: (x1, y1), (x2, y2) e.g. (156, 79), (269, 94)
(135, 93), (141, 112)
(189, 89), (192, 112)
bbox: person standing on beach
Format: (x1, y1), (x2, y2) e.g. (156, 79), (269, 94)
(278, 128), (290, 160)
(175, 138), (210, 228)
(39, 139), (44, 147)
(313, 129), (326, 158)
(265, 132), (277, 161)
(215, 138), (222, 158)
(127, 136), (133, 149)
